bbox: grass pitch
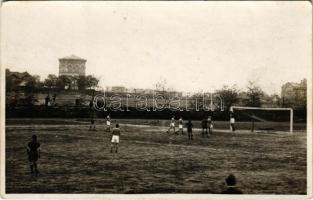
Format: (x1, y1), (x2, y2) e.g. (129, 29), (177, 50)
(5, 119), (306, 194)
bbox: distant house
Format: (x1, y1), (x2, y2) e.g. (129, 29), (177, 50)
(6, 70), (34, 91)
(111, 86), (127, 93)
(59, 55), (87, 90)
(281, 79), (306, 109)
(59, 55), (86, 77)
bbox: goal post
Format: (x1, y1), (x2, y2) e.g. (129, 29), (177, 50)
(230, 106), (293, 134)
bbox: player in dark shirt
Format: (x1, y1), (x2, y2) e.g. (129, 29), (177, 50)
(201, 117), (209, 138)
(186, 120), (193, 140)
(89, 111), (96, 131)
(27, 135), (40, 175)
(208, 116), (213, 135)
(221, 174), (243, 194)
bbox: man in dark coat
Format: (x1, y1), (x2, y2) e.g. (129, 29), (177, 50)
(27, 135), (40, 175)
(186, 120), (193, 140)
(201, 117), (208, 138)
(221, 174), (243, 194)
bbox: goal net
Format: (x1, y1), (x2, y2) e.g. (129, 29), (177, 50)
(230, 106), (294, 134)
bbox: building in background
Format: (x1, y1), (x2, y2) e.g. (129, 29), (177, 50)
(111, 86), (127, 93)
(59, 55), (87, 90)
(59, 55), (86, 77)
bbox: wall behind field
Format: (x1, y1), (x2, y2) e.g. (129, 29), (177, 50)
(5, 106), (306, 123)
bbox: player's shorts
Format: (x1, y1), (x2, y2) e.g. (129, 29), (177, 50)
(106, 121), (111, 126)
(91, 119), (94, 124)
(28, 152), (38, 162)
(170, 123), (175, 127)
(111, 135), (119, 143)
(179, 124), (183, 129)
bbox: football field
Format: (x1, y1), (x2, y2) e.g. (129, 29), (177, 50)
(5, 119), (306, 194)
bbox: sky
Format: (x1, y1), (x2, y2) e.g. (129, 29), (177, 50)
(1, 1), (311, 95)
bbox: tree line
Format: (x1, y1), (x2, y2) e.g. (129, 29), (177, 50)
(6, 69), (99, 92)
(6, 69), (306, 111)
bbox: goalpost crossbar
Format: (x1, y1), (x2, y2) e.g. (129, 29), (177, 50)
(230, 106), (293, 134)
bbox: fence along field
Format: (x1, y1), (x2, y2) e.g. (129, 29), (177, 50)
(5, 118), (306, 194)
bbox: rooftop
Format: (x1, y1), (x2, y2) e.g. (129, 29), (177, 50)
(59, 55), (86, 61)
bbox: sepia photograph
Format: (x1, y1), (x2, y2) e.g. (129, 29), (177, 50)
(0, 1), (312, 198)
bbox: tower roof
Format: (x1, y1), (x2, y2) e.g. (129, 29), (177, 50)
(59, 54), (86, 61)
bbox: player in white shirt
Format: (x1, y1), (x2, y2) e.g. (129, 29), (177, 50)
(230, 114), (236, 132)
(111, 124), (121, 153)
(178, 117), (184, 134)
(167, 117), (176, 134)
(106, 115), (111, 132)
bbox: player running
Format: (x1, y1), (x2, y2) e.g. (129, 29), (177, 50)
(106, 114), (111, 132)
(27, 135), (40, 175)
(167, 117), (176, 134)
(186, 120), (193, 140)
(178, 117), (184, 134)
(110, 124), (121, 153)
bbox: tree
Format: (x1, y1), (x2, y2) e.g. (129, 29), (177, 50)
(56, 75), (71, 90)
(245, 81), (264, 107)
(216, 85), (239, 111)
(154, 77), (169, 93)
(6, 69), (25, 92)
(153, 77), (171, 103)
(44, 74), (58, 88)
(33, 75), (43, 89)
(85, 75), (99, 89)
(24, 74), (42, 92)
(6, 69), (43, 92)
(6, 69), (15, 92)
(77, 75), (87, 90)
